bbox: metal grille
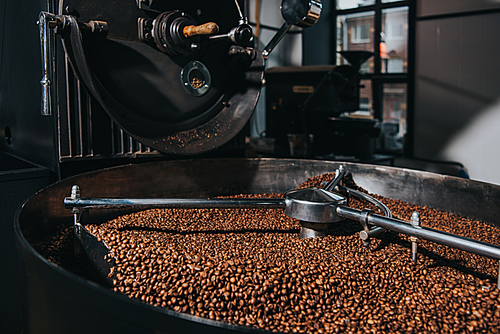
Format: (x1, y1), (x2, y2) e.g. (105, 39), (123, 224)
(56, 54), (246, 163)
(58, 55), (156, 161)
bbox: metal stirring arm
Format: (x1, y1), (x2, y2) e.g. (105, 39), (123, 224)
(65, 181), (500, 287)
(64, 196), (286, 210)
(335, 205), (500, 261)
(64, 185), (500, 262)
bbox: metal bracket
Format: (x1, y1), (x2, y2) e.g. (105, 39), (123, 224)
(138, 17), (153, 42)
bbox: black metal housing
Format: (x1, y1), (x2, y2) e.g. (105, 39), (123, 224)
(0, 0), (254, 180)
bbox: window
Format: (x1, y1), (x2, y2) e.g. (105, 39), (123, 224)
(386, 22), (404, 40)
(337, 0), (375, 10)
(334, 0), (413, 153)
(352, 25), (370, 43)
(336, 11), (375, 74)
(387, 58), (403, 72)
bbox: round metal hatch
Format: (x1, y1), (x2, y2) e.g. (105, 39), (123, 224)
(58, 0), (264, 155)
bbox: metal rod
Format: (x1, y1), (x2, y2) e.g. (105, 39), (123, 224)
(233, 0), (245, 22)
(359, 227), (384, 241)
(261, 22), (291, 59)
(336, 205), (500, 261)
(411, 242), (418, 262)
(38, 11), (57, 116)
(410, 212), (420, 263)
(324, 165), (346, 192)
(338, 185), (392, 218)
(498, 261), (500, 289)
(64, 197), (286, 210)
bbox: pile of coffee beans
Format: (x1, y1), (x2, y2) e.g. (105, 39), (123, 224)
(62, 173), (500, 332)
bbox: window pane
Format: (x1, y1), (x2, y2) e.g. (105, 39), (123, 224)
(359, 79), (373, 115)
(381, 7), (408, 73)
(379, 83), (406, 152)
(337, 0), (375, 10)
(336, 11), (375, 74)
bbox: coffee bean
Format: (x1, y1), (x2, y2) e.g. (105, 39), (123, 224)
(42, 173), (500, 333)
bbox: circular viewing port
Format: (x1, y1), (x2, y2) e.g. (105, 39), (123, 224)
(189, 69), (205, 89)
(181, 61), (211, 96)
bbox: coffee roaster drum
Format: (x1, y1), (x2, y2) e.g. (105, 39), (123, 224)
(15, 158), (500, 333)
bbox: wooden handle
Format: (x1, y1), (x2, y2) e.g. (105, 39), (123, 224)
(183, 22), (219, 38)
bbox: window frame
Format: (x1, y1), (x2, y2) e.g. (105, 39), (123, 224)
(332, 0), (416, 156)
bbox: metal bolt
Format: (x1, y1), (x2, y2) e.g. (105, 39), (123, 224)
(71, 185), (81, 220)
(410, 211), (420, 263)
(71, 185), (80, 199)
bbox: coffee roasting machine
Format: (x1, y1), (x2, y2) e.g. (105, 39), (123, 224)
(1, 0), (500, 333)
(265, 51), (378, 158)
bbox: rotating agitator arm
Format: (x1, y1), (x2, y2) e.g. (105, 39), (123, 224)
(64, 184), (500, 262)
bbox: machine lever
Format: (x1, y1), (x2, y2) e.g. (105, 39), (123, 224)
(38, 12), (108, 116)
(262, 0), (322, 59)
(38, 12), (58, 116)
(183, 22), (219, 38)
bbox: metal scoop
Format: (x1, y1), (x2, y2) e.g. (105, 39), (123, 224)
(261, 0), (322, 59)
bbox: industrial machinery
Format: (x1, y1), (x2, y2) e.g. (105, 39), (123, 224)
(3, 0), (500, 333)
(265, 51), (378, 158)
(1, 0), (321, 179)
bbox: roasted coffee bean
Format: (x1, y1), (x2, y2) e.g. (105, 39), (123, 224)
(42, 173), (500, 333)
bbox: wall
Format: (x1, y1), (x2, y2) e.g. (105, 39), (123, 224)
(414, 1), (500, 185)
(0, 0), (59, 173)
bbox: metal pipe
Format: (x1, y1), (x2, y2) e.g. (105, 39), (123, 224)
(64, 197), (286, 210)
(336, 205), (500, 261)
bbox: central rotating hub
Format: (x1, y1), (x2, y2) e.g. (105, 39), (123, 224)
(148, 10), (218, 56)
(284, 187), (346, 238)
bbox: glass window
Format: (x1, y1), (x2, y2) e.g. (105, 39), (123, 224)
(334, 1), (412, 155)
(336, 11), (375, 74)
(379, 83), (407, 151)
(359, 80), (373, 114)
(352, 25), (370, 43)
(381, 7), (408, 73)
(337, 0), (375, 10)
